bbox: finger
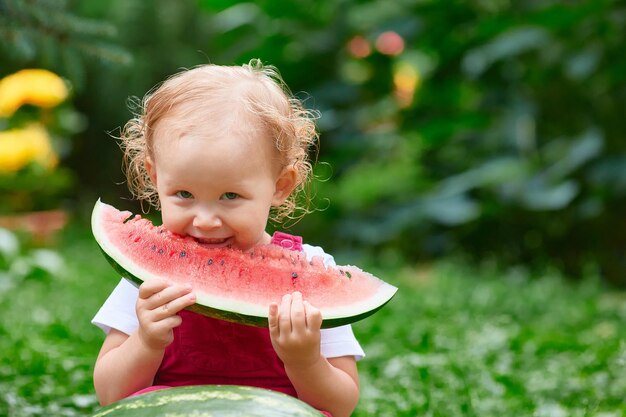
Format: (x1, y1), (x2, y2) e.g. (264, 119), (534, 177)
(279, 293), (293, 334)
(268, 303), (279, 338)
(168, 314), (184, 328)
(154, 291), (196, 320)
(290, 292), (306, 333)
(153, 314), (183, 330)
(145, 283), (193, 311)
(138, 314), (183, 349)
(138, 279), (171, 299)
(304, 301), (323, 330)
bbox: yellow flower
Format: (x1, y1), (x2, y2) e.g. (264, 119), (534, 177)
(0, 69), (69, 117)
(393, 61), (421, 108)
(0, 124), (58, 172)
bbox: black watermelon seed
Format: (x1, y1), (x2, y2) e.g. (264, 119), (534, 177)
(158, 248), (164, 254)
(292, 272), (298, 279)
(208, 259), (213, 265)
(151, 245), (156, 251)
(180, 251), (186, 257)
(220, 260), (225, 266)
(340, 270), (345, 275)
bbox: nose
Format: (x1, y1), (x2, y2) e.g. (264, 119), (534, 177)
(192, 207), (222, 230)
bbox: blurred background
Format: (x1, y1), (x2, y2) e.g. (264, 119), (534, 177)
(2, 0), (624, 285)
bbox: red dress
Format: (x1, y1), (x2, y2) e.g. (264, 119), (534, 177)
(131, 232), (333, 416)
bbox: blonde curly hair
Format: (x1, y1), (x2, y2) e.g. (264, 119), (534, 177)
(119, 59), (319, 224)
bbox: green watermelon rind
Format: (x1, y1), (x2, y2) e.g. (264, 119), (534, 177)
(93, 199), (397, 329)
(90, 384), (325, 417)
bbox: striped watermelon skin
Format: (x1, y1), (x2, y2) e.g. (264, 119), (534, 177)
(92, 199), (398, 328)
(91, 385), (324, 416)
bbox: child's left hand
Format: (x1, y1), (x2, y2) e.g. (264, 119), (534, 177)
(268, 291), (323, 369)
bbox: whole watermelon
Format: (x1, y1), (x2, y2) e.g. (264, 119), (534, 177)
(90, 385), (324, 416)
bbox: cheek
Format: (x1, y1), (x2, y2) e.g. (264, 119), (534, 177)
(160, 213), (175, 231)
(231, 208), (267, 234)
(159, 205), (185, 232)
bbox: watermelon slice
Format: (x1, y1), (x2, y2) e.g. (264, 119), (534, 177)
(92, 199), (397, 328)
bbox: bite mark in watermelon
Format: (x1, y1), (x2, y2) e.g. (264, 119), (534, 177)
(91, 199), (397, 328)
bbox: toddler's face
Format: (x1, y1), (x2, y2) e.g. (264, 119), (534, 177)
(146, 122), (295, 251)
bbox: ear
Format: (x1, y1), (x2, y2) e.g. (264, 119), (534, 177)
(272, 166), (298, 206)
(145, 155), (157, 186)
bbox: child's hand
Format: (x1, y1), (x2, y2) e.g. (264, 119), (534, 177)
(268, 291), (323, 369)
(135, 279), (196, 351)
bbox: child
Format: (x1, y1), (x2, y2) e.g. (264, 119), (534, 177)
(92, 60), (364, 417)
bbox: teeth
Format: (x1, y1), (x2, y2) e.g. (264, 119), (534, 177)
(197, 238), (228, 244)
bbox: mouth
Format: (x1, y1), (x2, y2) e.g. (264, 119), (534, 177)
(194, 237), (233, 248)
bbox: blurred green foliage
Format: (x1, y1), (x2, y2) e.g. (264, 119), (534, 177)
(0, 0), (131, 89)
(2, 0), (624, 283)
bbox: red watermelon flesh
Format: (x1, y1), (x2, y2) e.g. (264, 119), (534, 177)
(92, 199), (397, 328)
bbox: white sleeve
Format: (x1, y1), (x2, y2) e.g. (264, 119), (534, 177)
(91, 278), (139, 335)
(320, 325), (365, 360)
(303, 244), (366, 360)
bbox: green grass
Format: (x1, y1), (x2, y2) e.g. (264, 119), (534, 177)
(0, 225), (110, 416)
(1, 224), (625, 416)
(352, 263), (626, 417)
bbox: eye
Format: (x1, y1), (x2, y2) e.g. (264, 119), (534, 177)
(176, 190), (193, 199)
(221, 192), (239, 200)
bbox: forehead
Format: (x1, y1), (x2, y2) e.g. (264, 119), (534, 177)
(152, 134), (279, 196)
(146, 68), (288, 171)
(151, 113), (279, 173)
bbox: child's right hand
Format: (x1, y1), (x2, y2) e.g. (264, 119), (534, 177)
(135, 279), (196, 351)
